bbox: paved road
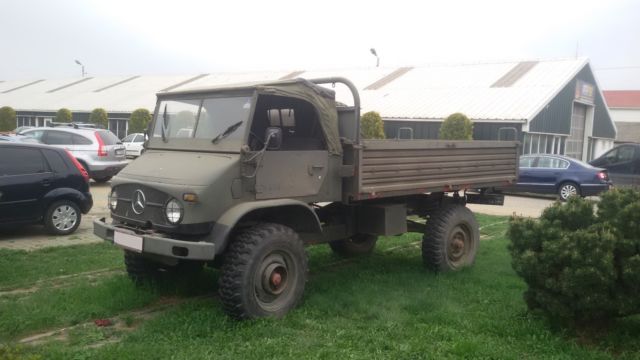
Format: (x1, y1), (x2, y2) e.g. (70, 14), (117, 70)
(468, 194), (556, 218)
(1, 182), (557, 251)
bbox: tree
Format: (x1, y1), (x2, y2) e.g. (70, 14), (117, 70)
(129, 108), (152, 134)
(0, 106), (16, 131)
(89, 108), (108, 128)
(439, 112), (473, 140)
(508, 189), (640, 327)
(361, 111), (385, 139)
(55, 108), (73, 123)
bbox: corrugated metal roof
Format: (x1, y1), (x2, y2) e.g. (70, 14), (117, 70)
(603, 90), (640, 108)
(0, 58), (591, 122)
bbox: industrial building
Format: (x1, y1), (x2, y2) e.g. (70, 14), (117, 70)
(603, 90), (640, 144)
(0, 57), (616, 161)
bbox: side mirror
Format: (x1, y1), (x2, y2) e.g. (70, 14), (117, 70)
(265, 127), (282, 150)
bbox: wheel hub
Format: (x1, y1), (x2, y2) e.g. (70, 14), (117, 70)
(448, 227), (469, 262)
(261, 261), (288, 295)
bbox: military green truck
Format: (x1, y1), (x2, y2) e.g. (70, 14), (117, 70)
(94, 77), (518, 319)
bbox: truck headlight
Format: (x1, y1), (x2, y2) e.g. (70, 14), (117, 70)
(165, 198), (183, 224)
(108, 190), (118, 210)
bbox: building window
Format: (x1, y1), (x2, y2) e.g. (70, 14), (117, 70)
(522, 133), (566, 155)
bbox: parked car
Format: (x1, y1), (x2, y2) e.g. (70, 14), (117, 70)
(121, 133), (145, 157)
(0, 134), (40, 143)
(589, 144), (640, 189)
(14, 126), (34, 134)
(509, 154), (611, 200)
(0, 142), (93, 235)
(21, 128), (128, 183)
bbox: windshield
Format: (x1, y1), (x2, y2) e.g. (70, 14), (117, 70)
(152, 96), (252, 145)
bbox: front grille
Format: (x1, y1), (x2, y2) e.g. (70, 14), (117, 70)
(113, 184), (170, 226)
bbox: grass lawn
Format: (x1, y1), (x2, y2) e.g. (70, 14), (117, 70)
(1, 214), (639, 359)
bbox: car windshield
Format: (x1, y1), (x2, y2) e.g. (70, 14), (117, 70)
(152, 96), (252, 145)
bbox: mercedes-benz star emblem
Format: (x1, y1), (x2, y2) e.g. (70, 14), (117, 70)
(132, 190), (146, 214)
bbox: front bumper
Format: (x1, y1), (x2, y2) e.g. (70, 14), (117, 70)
(93, 217), (215, 260)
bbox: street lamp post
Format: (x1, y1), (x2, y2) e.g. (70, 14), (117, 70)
(74, 60), (86, 77)
(370, 48), (380, 67)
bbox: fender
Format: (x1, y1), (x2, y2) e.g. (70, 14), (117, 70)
(41, 187), (91, 214)
(208, 199), (322, 254)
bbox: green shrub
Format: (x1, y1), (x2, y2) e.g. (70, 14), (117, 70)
(89, 108), (108, 128)
(0, 106), (16, 131)
(507, 189), (640, 326)
(439, 112), (473, 140)
(361, 111), (385, 139)
(129, 108), (152, 134)
(55, 108), (72, 123)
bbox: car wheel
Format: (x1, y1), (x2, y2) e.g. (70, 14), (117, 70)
(558, 182), (580, 201)
(219, 222), (307, 319)
(44, 200), (82, 235)
(93, 176), (112, 183)
(422, 204), (479, 272)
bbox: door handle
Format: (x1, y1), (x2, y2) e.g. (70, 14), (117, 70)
(308, 164), (325, 176)
(41, 179), (52, 187)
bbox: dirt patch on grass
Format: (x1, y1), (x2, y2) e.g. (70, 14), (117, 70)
(0, 268), (123, 297)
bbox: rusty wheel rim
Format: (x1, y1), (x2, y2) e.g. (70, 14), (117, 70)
(254, 251), (296, 312)
(448, 225), (470, 266)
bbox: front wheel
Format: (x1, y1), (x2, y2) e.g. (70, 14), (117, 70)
(44, 200), (81, 235)
(558, 182), (580, 201)
(422, 204), (479, 272)
(219, 223), (307, 319)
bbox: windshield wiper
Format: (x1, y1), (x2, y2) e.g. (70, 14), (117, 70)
(161, 104), (168, 142)
(212, 121), (243, 144)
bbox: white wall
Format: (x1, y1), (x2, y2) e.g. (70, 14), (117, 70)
(609, 108), (640, 123)
(593, 138), (614, 158)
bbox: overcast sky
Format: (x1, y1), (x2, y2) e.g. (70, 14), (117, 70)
(1, 0), (639, 89)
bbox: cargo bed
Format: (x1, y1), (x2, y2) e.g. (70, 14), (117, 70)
(348, 139), (519, 200)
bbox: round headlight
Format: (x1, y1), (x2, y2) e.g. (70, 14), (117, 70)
(165, 198), (183, 224)
(108, 190), (118, 210)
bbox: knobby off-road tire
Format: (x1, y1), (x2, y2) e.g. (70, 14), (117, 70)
(219, 223), (308, 320)
(329, 234), (378, 256)
(124, 250), (204, 284)
(422, 204), (479, 272)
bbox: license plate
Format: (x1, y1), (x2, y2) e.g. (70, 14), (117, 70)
(114, 231), (143, 252)
(116, 149), (124, 156)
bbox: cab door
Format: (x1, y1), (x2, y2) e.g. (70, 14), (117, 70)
(253, 105), (328, 200)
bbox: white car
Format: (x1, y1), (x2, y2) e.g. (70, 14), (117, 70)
(121, 133), (145, 157)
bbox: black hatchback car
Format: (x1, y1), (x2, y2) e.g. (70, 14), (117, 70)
(0, 142), (93, 235)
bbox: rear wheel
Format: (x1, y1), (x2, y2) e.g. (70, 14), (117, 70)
(44, 200), (81, 235)
(329, 234), (378, 256)
(219, 223), (307, 319)
(558, 182), (580, 201)
(422, 204), (479, 272)
(93, 176), (112, 183)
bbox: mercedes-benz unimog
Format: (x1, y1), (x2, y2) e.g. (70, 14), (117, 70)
(94, 77), (518, 319)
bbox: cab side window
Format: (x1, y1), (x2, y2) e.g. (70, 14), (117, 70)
(249, 95), (326, 151)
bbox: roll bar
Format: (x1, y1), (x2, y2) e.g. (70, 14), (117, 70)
(309, 77), (361, 144)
